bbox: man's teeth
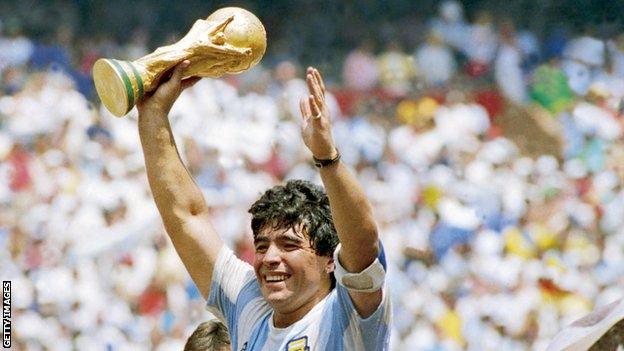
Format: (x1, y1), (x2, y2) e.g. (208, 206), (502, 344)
(266, 275), (288, 282)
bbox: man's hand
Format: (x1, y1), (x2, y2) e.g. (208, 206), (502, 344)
(299, 67), (338, 160)
(137, 60), (200, 116)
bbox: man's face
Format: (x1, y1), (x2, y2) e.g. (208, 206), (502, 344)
(253, 225), (333, 313)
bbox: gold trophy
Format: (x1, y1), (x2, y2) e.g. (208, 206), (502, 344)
(92, 7), (266, 117)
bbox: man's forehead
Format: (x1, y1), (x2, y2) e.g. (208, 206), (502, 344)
(255, 226), (307, 242)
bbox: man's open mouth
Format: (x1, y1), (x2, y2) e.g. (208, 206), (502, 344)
(265, 274), (290, 283)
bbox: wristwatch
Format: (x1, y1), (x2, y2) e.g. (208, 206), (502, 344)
(312, 149), (341, 168)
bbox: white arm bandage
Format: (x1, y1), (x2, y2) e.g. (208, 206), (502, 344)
(333, 243), (386, 293)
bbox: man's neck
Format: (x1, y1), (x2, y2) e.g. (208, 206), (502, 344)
(272, 288), (331, 328)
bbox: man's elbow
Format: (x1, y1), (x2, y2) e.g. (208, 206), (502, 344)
(187, 200), (209, 217)
(158, 203), (209, 237)
(340, 241), (379, 273)
(168, 199), (209, 219)
(361, 223), (380, 248)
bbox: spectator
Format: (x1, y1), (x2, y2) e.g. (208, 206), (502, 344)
(377, 41), (416, 98)
(562, 35), (605, 96)
(495, 20), (528, 103)
(415, 29), (456, 87)
(0, 17), (33, 75)
(464, 11), (498, 77)
(430, 0), (469, 52)
(342, 40), (379, 92)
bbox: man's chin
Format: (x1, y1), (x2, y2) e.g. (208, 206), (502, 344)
(263, 291), (293, 307)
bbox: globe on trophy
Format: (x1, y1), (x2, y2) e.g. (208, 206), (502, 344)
(92, 7), (267, 117)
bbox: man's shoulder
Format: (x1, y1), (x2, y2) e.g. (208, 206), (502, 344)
(235, 275), (263, 305)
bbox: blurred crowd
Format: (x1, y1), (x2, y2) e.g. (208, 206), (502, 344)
(2, 1), (624, 350)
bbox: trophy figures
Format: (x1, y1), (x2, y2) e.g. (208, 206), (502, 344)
(92, 7), (266, 117)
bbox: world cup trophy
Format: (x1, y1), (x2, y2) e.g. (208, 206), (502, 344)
(92, 7), (266, 117)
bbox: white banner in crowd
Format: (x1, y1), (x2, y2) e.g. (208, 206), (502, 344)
(547, 298), (624, 351)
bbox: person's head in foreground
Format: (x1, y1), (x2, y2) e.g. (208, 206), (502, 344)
(184, 319), (231, 351)
(248, 179), (339, 314)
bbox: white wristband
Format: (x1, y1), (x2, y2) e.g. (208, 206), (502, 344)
(333, 244), (386, 293)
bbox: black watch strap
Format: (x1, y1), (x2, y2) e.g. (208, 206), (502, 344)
(313, 150), (341, 168)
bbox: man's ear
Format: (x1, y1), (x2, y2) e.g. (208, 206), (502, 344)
(325, 256), (335, 274)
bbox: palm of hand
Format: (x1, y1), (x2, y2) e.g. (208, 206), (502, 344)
(301, 106), (334, 158)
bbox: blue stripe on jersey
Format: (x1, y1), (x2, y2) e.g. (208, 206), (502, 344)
(318, 292), (350, 351)
(235, 279), (264, 350)
(378, 241), (387, 270)
(208, 281), (239, 348)
(359, 297), (390, 351)
(237, 278), (262, 311)
(209, 277), (262, 350)
(246, 313), (270, 350)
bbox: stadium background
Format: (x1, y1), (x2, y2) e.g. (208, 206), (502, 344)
(2, 0), (624, 349)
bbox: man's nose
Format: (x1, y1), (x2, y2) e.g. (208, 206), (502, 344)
(263, 244), (282, 265)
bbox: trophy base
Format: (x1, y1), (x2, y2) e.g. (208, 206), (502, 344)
(93, 59), (144, 117)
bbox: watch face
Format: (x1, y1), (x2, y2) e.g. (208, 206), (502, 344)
(342, 275), (374, 290)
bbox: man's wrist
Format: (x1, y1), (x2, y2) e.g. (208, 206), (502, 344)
(138, 106), (168, 122)
(312, 148), (339, 160)
(313, 149), (341, 168)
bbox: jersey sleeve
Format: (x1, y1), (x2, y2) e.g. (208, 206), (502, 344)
(205, 246), (256, 330)
(332, 242), (392, 351)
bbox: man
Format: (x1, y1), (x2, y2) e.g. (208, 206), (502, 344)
(185, 319), (231, 351)
(137, 61), (391, 350)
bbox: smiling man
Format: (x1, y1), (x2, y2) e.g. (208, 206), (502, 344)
(137, 62), (391, 350)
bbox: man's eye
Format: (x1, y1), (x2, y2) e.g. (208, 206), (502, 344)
(255, 245), (267, 253)
(284, 244), (299, 251)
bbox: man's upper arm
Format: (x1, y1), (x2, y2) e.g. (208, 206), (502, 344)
(347, 289), (383, 319)
(334, 273), (392, 350)
(138, 105), (224, 301)
(338, 241), (387, 318)
(163, 210), (224, 300)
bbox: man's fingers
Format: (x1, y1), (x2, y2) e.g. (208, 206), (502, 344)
(171, 60), (190, 83)
(157, 60), (190, 93)
(299, 98), (308, 119)
(306, 73), (315, 95)
(304, 97), (313, 116)
(181, 77), (201, 91)
(306, 73), (324, 108)
(309, 95), (321, 120)
(313, 68), (326, 95)
(299, 98), (311, 130)
(307, 67), (326, 95)
(303, 67), (327, 121)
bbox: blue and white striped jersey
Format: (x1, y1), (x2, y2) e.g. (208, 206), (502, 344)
(206, 246), (391, 351)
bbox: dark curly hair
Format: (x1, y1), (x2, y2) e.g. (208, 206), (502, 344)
(248, 179), (339, 258)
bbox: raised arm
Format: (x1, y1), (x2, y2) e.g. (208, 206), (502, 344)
(137, 61), (223, 300)
(299, 67), (382, 317)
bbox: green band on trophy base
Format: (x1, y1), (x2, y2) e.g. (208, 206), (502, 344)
(93, 59), (131, 117)
(109, 59), (135, 111)
(127, 62), (145, 100)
